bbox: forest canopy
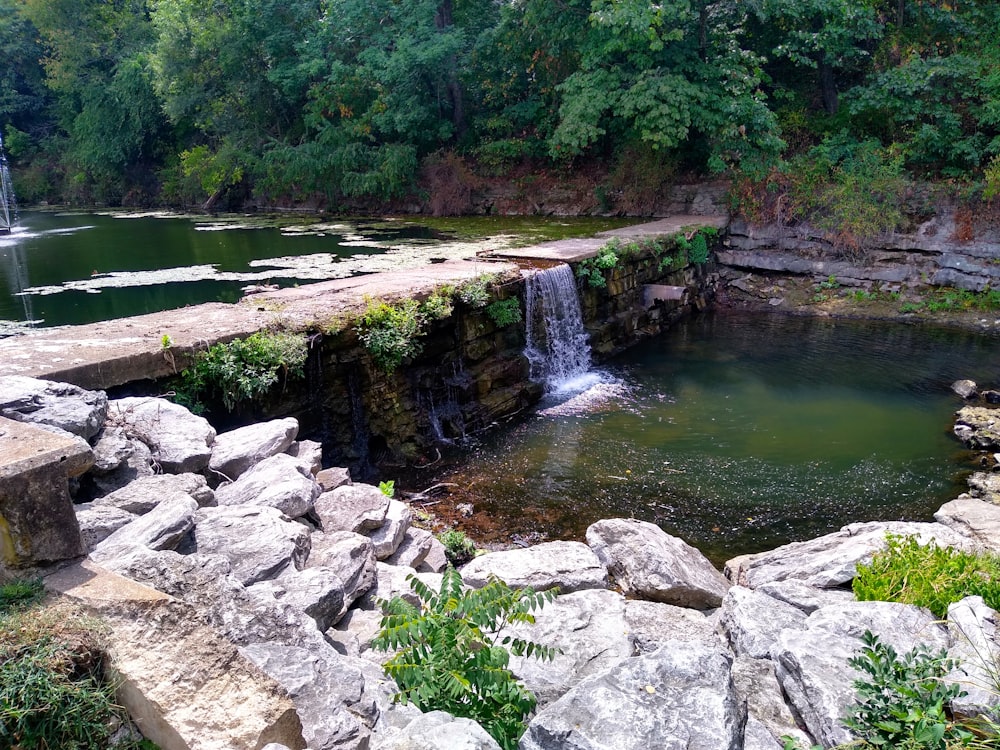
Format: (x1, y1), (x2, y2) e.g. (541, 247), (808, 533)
(2, 0), (999, 211)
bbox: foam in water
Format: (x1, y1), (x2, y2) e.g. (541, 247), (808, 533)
(524, 264), (593, 391)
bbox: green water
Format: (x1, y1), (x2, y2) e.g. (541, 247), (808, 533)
(433, 314), (997, 563)
(0, 211), (632, 328)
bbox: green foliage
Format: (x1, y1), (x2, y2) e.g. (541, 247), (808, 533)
(0, 579), (43, 610)
(457, 275), (499, 309)
(421, 292), (454, 322)
(372, 568), (558, 750)
(486, 298), (522, 328)
(853, 535), (1000, 619)
(576, 242), (620, 289)
(176, 330), (308, 412)
(378, 480), (395, 498)
(437, 529), (478, 567)
(358, 298), (426, 374)
(844, 630), (970, 749)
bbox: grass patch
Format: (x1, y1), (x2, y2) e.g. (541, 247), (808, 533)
(853, 534), (1000, 619)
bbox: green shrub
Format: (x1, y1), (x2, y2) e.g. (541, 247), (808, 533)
(844, 630), (970, 749)
(372, 568), (558, 750)
(437, 529), (478, 566)
(358, 298), (426, 374)
(457, 275), (497, 309)
(486, 298), (522, 328)
(176, 330), (308, 412)
(853, 534), (1000, 618)
(421, 292), (454, 321)
(576, 242), (620, 288)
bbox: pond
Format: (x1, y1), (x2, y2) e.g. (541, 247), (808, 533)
(0, 211), (631, 329)
(417, 313), (997, 564)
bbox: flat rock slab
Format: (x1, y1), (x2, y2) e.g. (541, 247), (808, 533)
(45, 559), (307, 750)
(934, 497), (1000, 552)
(209, 417), (300, 481)
(460, 540), (608, 593)
(0, 375), (108, 439)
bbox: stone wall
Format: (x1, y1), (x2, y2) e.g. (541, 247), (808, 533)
(226, 251), (719, 478)
(721, 212), (1000, 291)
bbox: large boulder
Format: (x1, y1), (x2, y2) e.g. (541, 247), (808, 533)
(460, 541), (607, 594)
(947, 596), (1000, 721)
(733, 656), (814, 750)
(718, 585), (807, 659)
(94, 472), (214, 513)
(75, 503), (137, 550)
(587, 519), (729, 608)
(188, 505), (311, 585)
(954, 406), (1000, 450)
(86, 430), (155, 496)
(306, 530), (378, 609)
(286, 439), (323, 476)
(771, 601), (949, 748)
(240, 642), (389, 750)
(967, 473), (1000, 505)
(520, 639), (740, 750)
(89, 492), (199, 564)
(209, 417), (300, 481)
(756, 578), (855, 614)
(934, 497), (1000, 552)
(370, 499), (414, 560)
(315, 484), (390, 533)
(249, 567), (348, 632)
(385, 528), (434, 569)
(108, 397), (216, 473)
(371, 711), (500, 750)
(0, 375), (108, 440)
(215, 453), (321, 519)
(725, 521), (977, 589)
(624, 599), (721, 654)
(502, 589), (634, 707)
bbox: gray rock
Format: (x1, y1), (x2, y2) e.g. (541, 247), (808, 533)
(95, 472), (215, 513)
(772, 601), (949, 748)
(317, 467), (352, 491)
(757, 578), (856, 614)
(90, 492), (199, 563)
(624, 599), (721, 654)
(372, 711), (501, 750)
(74, 503), (136, 550)
(90, 427), (136, 473)
(208, 417), (300, 481)
(934, 497), (1000, 552)
(520, 639), (739, 750)
(307, 530), (378, 609)
(88, 435), (155, 496)
(417, 537), (448, 573)
(954, 406), (1000, 450)
(215, 453), (321, 519)
(725, 521), (977, 588)
(503, 589), (634, 707)
(385, 528), (433, 569)
(953, 379), (979, 399)
(587, 518), (729, 608)
(250, 567), (347, 631)
(967, 474), (1000, 504)
(240, 643), (388, 750)
(461, 541), (607, 594)
(190, 505), (311, 585)
(947, 596), (1000, 721)
(733, 656), (813, 750)
(370, 499), (413, 560)
(287, 439), (323, 475)
(357, 563), (443, 612)
(316, 484), (390, 533)
(108, 397), (216, 473)
(719, 585), (807, 659)
(0, 375), (108, 439)
(328, 608), (385, 661)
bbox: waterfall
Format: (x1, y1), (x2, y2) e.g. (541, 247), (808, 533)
(524, 263), (594, 392)
(0, 134), (17, 234)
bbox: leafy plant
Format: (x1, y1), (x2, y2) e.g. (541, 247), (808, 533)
(437, 529), (478, 566)
(457, 275), (498, 309)
(379, 480), (395, 498)
(421, 292), (454, 321)
(372, 568), (558, 750)
(844, 630), (970, 749)
(176, 330), (308, 412)
(486, 298), (522, 328)
(853, 535), (1000, 619)
(358, 298), (426, 374)
(576, 242), (620, 289)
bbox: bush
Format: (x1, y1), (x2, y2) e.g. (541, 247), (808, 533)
(372, 568), (558, 750)
(853, 534), (1000, 618)
(358, 298), (426, 374)
(844, 631), (970, 749)
(457, 275), (497, 309)
(486, 298), (522, 328)
(576, 242), (620, 289)
(176, 330), (308, 412)
(437, 529), (478, 566)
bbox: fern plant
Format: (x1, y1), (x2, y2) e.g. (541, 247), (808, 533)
(372, 568), (558, 750)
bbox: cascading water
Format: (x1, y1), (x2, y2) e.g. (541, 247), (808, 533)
(524, 263), (594, 392)
(0, 133), (17, 234)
